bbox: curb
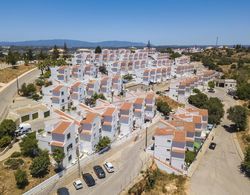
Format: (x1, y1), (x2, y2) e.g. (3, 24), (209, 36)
(232, 133), (244, 161)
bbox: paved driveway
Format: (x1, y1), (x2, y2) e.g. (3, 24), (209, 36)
(190, 88), (250, 195)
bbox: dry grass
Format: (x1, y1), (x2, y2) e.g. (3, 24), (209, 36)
(0, 65), (36, 83)
(157, 95), (184, 110)
(128, 164), (187, 195)
(0, 156), (55, 195)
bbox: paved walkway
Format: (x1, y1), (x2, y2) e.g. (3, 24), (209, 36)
(0, 141), (20, 162)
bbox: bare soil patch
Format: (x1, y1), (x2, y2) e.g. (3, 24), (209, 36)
(0, 65), (36, 83)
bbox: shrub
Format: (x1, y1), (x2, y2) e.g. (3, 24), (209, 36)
(30, 150), (50, 178)
(5, 158), (24, 170)
(0, 136), (12, 148)
(11, 152), (21, 158)
(14, 169), (28, 189)
(35, 79), (45, 86)
(32, 93), (41, 101)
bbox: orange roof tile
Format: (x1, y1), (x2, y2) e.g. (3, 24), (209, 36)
(120, 102), (132, 110)
(155, 128), (174, 136)
(103, 108), (115, 117)
(134, 98), (144, 105)
(52, 121), (72, 135)
(146, 93), (154, 100)
(173, 131), (186, 142)
(50, 141), (64, 147)
(81, 112), (98, 124)
(53, 85), (64, 93)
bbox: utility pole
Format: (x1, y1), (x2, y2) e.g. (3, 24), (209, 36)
(145, 127), (148, 149)
(16, 76), (19, 94)
(76, 145), (81, 177)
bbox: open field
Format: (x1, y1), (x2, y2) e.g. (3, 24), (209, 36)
(128, 164), (187, 195)
(0, 156), (55, 195)
(0, 65), (36, 83)
(157, 95), (184, 110)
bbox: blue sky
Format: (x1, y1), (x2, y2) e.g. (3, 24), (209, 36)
(0, 0), (249, 45)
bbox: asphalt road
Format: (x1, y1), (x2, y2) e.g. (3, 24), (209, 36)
(0, 68), (40, 122)
(39, 122), (158, 195)
(190, 88), (250, 195)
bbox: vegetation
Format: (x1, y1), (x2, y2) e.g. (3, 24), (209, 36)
(20, 83), (36, 97)
(85, 93), (107, 106)
(208, 80), (215, 90)
(192, 88), (201, 94)
(123, 74), (133, 81)
(52, 45), (59, 60)
(14, 169), (29, 189)
(227, 105), (248, 131)
(4, 158), (24, 170)
(99, 65), (108, 75)
(19, 132), (40, 158)
(11, 151), (22, 158)
(129, 167), (187, 194)
(29, 150), (50, 178)
(63, 42), (69, 59)
(52, 148), (65, 169)
(96, 136), (111, 152)
(188, 92), (224, 124)
(185, 150), (196, 166)
(0, 119), (16, 148)
(156, 99), (172, 117)
(95, 46), (102, 54)
(241, 146), (250, 177)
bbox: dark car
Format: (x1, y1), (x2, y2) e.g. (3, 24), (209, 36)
(82, 173), (96, 187)
(57, 187), (70, 195)
(93, 165), (106, 179)
(209, 142), (216, 150)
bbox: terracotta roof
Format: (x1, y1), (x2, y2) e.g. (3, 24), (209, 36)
(52, 121), (72, 135)
(53, 85), (64, 93)
(72, 82), (82, 88)
(134, 98), (144, 105)
(103, 107), (115, 117)
(193, 116), (202, 124)
(81, 112), (98, 124)
(146, 93), (154, 100)
(172, 148), (185, 154)
(50, 141), (64, 147)
(155, 128), (174, 136)
(173, 131), (186, 142)
(120, 102), (132, 111)
(103, 121), (112, 126)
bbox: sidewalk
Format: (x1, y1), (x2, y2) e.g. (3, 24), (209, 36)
(0, 141), (20, 162)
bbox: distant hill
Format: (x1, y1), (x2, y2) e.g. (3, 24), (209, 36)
(0, 39), (146, 48)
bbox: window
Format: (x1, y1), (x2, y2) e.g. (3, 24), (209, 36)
(62, 99), (65, 103)
(167, 149), (170, 152)
(75, 137), (78, 143)
(67, 143), (73, 152)
(67, 133), (71, 140)
(21, 115), (30, 122)
(166, 158), (170, 161)
(61, 91), (64, 96)
(167, 140), (171, 143)
(44, 111), (50, 118)
(68, 155), (72, 162)
(32, 112), (38, 120)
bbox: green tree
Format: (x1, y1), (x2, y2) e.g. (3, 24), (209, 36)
(37, 50), (47, 60)
(204, 97), (224, 124)
(30, 150), (50, 178)
(192, 88), (201, 94)
(26, 83), (36, 96)
(52, 45), (59, 60)
(20, 132), (39, 157)
(26, 49), (34, 61)
(241, 146), (250, 177)
(96, 136), (111, 151)
(236, 83), (250, 100)
(123, 74), (133, 81)
(227, 105), (248, 131)
(188, 92), (208, 108)
(6, 50), (18, 67)
(14, 169), (29, 189)
(0, 119), (16, 138)
(95, 46), (102, 54)
(185, 150), (196, 166)
(52, 148), (65, 168)
(156, 99), (172, 116)
(170, 52), (181, 59)
(99, 65), (108, 75)
(38, 61), (46, 75)
(63, 42), (68, 59)
(208, 81), (215, 90)
(0, 136), (12, 148)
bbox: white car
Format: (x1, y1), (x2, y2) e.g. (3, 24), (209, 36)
(73, 180), (83, 190)
(104, 162), (114, 173)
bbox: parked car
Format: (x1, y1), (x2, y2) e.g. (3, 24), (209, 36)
(73, 179), (83, 190)
(57, 187), (70, 195)
(82, 173), (96, 187)
(98, 145), (111, 154)
(15, 123), (31, 137)
(209, 142), (216, 150)
(104, 162), (114, 173)
(93, 165), (106, 179)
